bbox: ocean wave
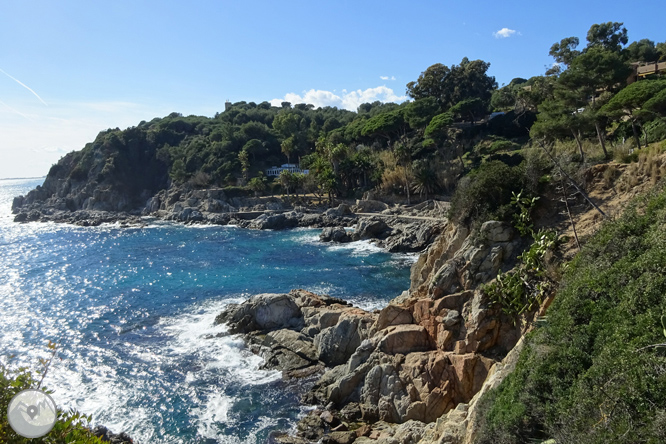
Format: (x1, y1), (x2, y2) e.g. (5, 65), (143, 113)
(325, 239), (384, 256)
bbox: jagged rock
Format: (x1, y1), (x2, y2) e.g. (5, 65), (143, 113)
(392, 420), (426, 444)
(380, 222), (444, 253)
(253, 329), (319, 372)
(296, 412), (326, 441)
(480, 220), (512, 242)
(315, 316), (373, 366)
(323, 431), (356, 444)
(92, 426), (133, 443)
(378, 325), (430, 355)
(215, 293), (303, 333)
(352, 218), (391, 240)
(320, 227), (352, 243)
(352, 199), (389, 213)
(375, 304), (414, 331)
(249, 212), (301, 230)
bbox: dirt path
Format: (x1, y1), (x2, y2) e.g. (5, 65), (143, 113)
(355, 212), (447, 222)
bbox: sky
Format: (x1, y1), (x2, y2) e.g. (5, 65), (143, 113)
(1, 0), (664, 178)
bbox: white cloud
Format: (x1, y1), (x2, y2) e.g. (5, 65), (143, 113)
(380, 75), (396, 81)
(493, 28), (518, 39)
(270, 86), (406, 111)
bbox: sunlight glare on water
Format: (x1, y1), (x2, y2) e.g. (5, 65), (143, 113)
(0, 178), (416, 443)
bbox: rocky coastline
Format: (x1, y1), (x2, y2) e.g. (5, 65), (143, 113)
(12, 182), (448, 253)
(12, 180), (535, 443)
(214, 218), (534, 444)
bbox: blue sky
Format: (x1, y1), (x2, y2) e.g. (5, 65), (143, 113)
(1, 0), (664, 178)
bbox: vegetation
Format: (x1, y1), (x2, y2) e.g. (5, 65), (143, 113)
(43, 21), (666, 216)
(1, 344), (103, 443)
(475, 182), (666, 444)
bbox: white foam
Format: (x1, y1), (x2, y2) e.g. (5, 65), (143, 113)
(326, 239), (384, 256)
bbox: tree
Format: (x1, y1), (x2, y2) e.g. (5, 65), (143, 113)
(407, 58), (497, 110)
(450, 98), (486, 123)
(558, 46), (631, 157)
(625, 39), (660, 63)
(238, 149), (250, 181)
(658, 42), (666, 61)
(491, 78), (527, 111)
(403, 97), (440, 129)
(530, 94), (591, 160)
(549, 36), (581, 67)
(242, 139), (265, 161)
(361, 109), (406, 145)
(281, 136), (295, 163)
(170, 158), (187, 184)
(412, 159), (439, 200)
(248, 173), (267, 195)
(601, 80), (666, 148)
(586, 21), (628, 52)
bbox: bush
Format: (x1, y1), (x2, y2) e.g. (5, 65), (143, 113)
(448, 160), (528, 226)
(645, 119), (666, 144)
(221, 186), (251, 198)
(475, 182), (666, 444)
(0, 364), (103, 443)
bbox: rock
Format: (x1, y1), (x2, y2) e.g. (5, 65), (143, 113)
(352, 199), (389, 213)
(323, 431), (356, 444)
(92, 425), (133, 443)
(352, 218), (390, 240)
(375, 304), (414, 330)
(480, 220), (512, 242)
(215, 293), (303, 333)
(355, 424), (372, 437)
(315, 316), (372, 366)
(320, 227), (352, 243)
(392, 420), (426, 444)
(256, 329), (319, 372)
(378, 325), (430, 355)
(380, 222), (444, 253)
(296, 413), (326, 441)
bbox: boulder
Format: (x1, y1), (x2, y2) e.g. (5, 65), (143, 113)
(480, 221), (512, 242)
(352, 218), (390, 240)
(256, 329), (319, 372)
(315, 317), (371, 366)
(352, 199), (389, 213)
(320, 227), (352, 243)
(215, 293), (303, 333)
(378, 325), (430, 355)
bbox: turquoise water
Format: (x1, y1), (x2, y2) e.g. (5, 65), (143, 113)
(0, 178), (414, 443)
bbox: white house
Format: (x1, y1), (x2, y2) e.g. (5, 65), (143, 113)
(266, 164), (309, 177)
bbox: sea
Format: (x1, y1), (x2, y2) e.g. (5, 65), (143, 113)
(0, 178), (416, 443)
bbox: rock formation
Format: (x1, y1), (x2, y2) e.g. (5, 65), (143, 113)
(215, 220), (530, 443)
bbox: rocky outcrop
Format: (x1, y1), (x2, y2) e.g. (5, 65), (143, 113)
(92, 425), (134, 443)
(320, 227), (352, 243)
(409, 221), (523, 300)
(214, 220), (531, 443)
(215, 290), (376, 377)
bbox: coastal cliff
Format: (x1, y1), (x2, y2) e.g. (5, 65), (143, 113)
(213, 217), (535, 444)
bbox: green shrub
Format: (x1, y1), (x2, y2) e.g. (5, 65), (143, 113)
(645, 119), (666, 144)
(222, 185), (251, 198)
(448, 160), (528, 226)
(0, 364), (103, 443)
(475, 182), (666, 444)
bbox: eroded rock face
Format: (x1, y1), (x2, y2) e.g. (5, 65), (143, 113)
(214, 221), (529, 443)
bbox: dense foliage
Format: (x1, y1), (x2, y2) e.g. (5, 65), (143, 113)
(475, 182), (666, 444)
(44, 21), (666, 219)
